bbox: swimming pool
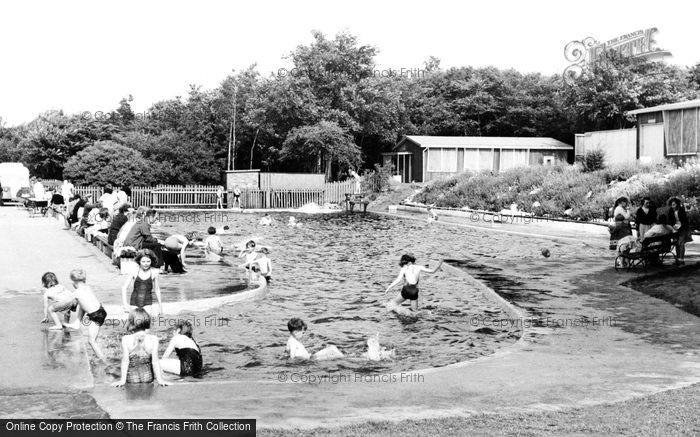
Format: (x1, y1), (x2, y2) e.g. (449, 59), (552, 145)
(97, 211), (520, 383)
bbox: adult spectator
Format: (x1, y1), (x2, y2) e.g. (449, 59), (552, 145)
(108, 203), (131, 245)
(33, 177), (46, 200)
(114, 186), (131, 212)
(635, 197), (657, 240)
(668, 197), (692, 265)
(99, 186), (118, 214)
(67, 194), (84, 229)
(50, 188), (65, 206)
(61, 180), (75, 200)
(642, 214), (674, 241)
(85, 208), (111, 239)
(123, 209), (164, 268)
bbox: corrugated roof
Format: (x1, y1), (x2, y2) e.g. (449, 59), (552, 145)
(397, 135), (572, 150)
(627, 99), (700, 115)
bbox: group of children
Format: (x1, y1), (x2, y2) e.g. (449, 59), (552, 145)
(41, 204), (444, 384)
(258, 213), (302, 227)
(41, 270), (107, 360)
(41, 269), (202, 385)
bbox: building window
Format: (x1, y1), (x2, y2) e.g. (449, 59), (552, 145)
(666, 108), (699, 155)
(543, 156), (555, 165)
(427, 148), (458, 172)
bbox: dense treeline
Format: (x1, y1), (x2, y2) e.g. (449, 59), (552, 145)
(1, 30), (700, 185)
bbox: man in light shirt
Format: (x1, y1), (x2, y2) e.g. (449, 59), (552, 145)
(33, 178), (45, 200)
(61, 179), (75, 200)
(98, 186), (118, 214)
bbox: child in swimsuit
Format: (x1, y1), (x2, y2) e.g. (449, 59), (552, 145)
(286, 318), (343, 360)
(121, 249), (162, 317)
(111, 308), (170, 387)
(240, 247), (272, 283)
(384, 254), (444, 312)
(160, 320), (203, 378)
(204, 227), (224, 256)
(40, 272), (77, 330)
(258, 214), (273, 226)
(232, 186), (241, 208)
(48, 269), (107, 360)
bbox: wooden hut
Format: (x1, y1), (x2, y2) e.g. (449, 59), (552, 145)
(382, 136), (572, 182)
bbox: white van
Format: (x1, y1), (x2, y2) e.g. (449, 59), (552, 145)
(0, 162), (30, 201)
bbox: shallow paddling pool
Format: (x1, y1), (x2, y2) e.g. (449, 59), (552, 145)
(97, 211), (520, 383)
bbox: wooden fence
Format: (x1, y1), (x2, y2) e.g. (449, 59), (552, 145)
(70, 181), (367, 209)
(240, 190), (324, 209)
(150, 185), (221, 208)
(324, 180), (356, 203)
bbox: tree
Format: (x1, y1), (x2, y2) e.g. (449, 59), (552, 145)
(281, 121), (361, 179)
(63, 141), (155, 186)
(17, 110), (81, 179)
(117, 130), (222, 185)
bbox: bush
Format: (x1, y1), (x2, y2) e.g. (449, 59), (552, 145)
(581, 149), (606, 172)
(63, 141), (156, 186)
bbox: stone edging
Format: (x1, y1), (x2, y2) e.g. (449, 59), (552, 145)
(393, 204), (610, 236)
(103, 277), (269, 321)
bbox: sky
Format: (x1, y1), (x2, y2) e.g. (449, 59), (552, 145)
(0, 0), (697, 127)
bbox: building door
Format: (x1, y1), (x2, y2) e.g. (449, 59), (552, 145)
(492, 149), (501, 173)
(640, 123), (664, 161)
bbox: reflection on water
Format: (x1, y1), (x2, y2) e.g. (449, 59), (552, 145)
(96, 212), (524, 383)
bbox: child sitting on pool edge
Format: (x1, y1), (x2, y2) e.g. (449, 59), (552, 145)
(286, 318), (343, 361)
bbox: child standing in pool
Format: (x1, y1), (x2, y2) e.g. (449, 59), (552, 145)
(121, 249), (163, 317)
(384, 254), (443, 313)
(240, 247), (272, 283)
(40, 272), (76, 330)
(238, 240), (258, 264)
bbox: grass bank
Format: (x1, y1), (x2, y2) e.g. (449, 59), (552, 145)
(412, 159), (700, 230)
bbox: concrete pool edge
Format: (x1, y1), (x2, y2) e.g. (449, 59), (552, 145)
(102, 277), (269, 322)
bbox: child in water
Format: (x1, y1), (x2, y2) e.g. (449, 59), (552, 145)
(286, 318), (343, 360)
(204, 226), (224, 256)
(160, 320), (203, 378)
(239, 247), (272, 283)
(258, 213), (273, 226)
(385, 254), (444, 313)
(121, 250), (162, 317)
(48, 269), (107, 359)
(111, 308), (170, 387)
(287, 216), (302, 227)
(40, 272), (77, 330)
(427, 206), (438, 223)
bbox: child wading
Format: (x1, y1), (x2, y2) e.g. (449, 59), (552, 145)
(47, 269), (107, 359)
(40, 272), (77, 330)
(121, 249), (162, 317)
(385, 254), (443, 313)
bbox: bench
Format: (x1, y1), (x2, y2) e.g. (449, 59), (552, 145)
(615, 233), (678, 272)
(92, 233), (113, 259)
(344, 193), (369, 213)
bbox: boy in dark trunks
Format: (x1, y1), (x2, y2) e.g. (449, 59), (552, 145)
(384, 254), (443, 313)
(48, 269), (107, 360)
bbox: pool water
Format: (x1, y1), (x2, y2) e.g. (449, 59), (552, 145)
(96, 211), (522, 383)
